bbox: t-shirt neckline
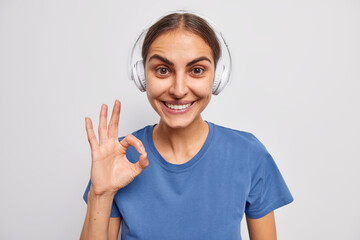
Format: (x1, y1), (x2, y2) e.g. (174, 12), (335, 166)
(146, 121), (214, 173)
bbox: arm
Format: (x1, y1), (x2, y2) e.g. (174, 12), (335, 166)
(246, 211), (277, 240)
(108, 217), (121, 240)
(80, 100), (148, 240)
(80, 190), (121, 240)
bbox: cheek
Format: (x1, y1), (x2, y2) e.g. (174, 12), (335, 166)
(146, 78), (167, 101)
(192, 79), (213, 98)
(146, 85), (161, 113)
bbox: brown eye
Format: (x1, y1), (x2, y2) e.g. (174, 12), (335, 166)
(156, 67), (170, 76)
(191, 67), (204, 75)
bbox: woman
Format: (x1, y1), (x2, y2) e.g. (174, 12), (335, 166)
(80, 11), (293, 240)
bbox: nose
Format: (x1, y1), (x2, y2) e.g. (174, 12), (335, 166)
(169, 72), (189, 99)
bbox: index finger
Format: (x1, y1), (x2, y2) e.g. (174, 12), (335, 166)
(120, 134), (145, 155)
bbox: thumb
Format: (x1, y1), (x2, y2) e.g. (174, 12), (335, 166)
(133, 153), (149, 177)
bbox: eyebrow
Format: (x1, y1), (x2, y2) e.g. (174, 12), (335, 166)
(186, 56), (212, 67)
(148, 54), (212, 67)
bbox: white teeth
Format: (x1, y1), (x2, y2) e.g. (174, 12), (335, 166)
(165, 103), (192, 110)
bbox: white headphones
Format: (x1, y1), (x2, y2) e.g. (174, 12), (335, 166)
(129, 10), (232, 95)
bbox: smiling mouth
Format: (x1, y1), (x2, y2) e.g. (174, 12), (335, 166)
(163, 102), (194, 110)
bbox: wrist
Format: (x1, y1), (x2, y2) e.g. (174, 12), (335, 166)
(89, 187), (116, 200)
(85, 187), (115, 239)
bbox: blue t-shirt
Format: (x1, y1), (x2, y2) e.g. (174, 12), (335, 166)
(83, 122), (293, 240)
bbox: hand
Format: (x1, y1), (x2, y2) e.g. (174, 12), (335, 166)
(85, 100), (149, 196)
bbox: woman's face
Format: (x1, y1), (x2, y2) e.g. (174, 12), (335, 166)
(145, 29), (215, 129)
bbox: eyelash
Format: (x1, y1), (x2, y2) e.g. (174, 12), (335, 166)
(154, 66), (206, 77)
(191, 67), (205, 75)
(155, 67), (170, 76)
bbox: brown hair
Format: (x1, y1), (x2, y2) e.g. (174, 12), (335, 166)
(142, 12), (221, 66)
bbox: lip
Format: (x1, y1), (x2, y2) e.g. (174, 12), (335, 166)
(164, 100), (194, 105)
(161, 101), (196, 114)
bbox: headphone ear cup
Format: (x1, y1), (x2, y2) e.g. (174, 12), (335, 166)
(212, 57), (231, 95)
(212, 64), (224, 95)
(132, 60), (146, 92)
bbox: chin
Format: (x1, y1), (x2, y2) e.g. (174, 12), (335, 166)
(162, 119), (190, 129)
(160, 114), (202, 130)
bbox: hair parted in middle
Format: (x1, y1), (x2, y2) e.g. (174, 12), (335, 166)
(141, 12), (221, 67)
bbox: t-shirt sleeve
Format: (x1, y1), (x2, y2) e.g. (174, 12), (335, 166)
(245, 140), (293, 219)
(83, 180), (121, 218)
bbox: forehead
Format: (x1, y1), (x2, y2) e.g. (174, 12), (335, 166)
(147, 29), (214, 63)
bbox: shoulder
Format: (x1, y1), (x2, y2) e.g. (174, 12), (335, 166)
(210, 122), (266, 149)
(210, 122), (271, 163)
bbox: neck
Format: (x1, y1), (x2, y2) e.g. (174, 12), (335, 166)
(152, 117), (209, 164)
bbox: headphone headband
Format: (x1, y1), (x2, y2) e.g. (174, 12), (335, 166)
(129, 10), (232, 95)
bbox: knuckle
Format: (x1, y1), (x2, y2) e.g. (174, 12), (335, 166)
(87, 135), (94, 142)
(126, 134), (134, 139)
(125, 134), (134, 143)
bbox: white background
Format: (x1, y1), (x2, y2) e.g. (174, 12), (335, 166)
(0, 0), (359, 239)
